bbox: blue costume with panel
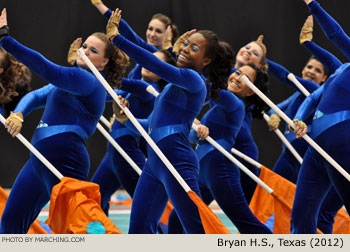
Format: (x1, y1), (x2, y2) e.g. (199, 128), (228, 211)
(0, 36), (106, 234)
(267, 51), (343, 233)
(91, 79), (159, 214)
(193, 89), (271, 233)
(91, 8), (160, 214)
(113, 34), (206, 233)
(291, 0), (350, 233)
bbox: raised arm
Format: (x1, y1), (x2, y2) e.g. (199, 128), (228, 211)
(1, 36), (99, 96)
(13, 84), (54, 117)
(92, 1), (157, 53)
(113, 35), (204, 93)
(300, 15), (342, 73)
(305, 0), (350, 59)
(267, 59), (319, 93)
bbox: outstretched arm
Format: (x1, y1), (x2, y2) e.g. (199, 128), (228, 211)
(92, 2), (158, 53)
(305, 0), (350, 59)
(300, 15), (342, 73)
(0, 9), (98, 96)
(267, 59), (319, 93)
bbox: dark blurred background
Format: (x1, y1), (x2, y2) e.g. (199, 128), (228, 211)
(0, 0), (349, 187)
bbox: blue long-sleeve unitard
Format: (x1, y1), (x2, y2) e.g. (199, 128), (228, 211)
(195, 90), (271, 233)
(91, 79), (159, 214)
(290, 0), (350, 234)
(223, 68), (259, 204)
(267, 50), (343, 233)
(267, 58), (321, 182)
(113, 34), (206, 233)
(0, 36), (106, 234)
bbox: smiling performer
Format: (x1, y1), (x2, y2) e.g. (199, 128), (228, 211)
(91, 0), (178, 80)
(0, 8), (128, 233)
(191, 63), (271, 234)
(231, 36), (270, 203)
(109, 9), (233, 233)
(91, 49), (176, 214)
(289, 0), (350, 234)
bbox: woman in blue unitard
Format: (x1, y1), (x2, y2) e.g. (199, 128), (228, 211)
(231, 36), (270, 203)
(91, 0), (178, 80)
(0, 8), (128, 233)
(91, 49), (176, 214)
(290, 0), (350, 233)
(267, 15), (345, 233)
(110, 9), (233, 233)
(192, 63), (271, 234)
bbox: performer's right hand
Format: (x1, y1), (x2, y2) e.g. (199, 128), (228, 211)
(267, 114), (280, 131)
(113, 95), (129, 123)
(5, 111), (23, 137)
(300, 15), (313, 44)
(67, 38), (82, 65)
(107, 8), (122, 41)
(172, 29), (197, 55)
(290, 119), (308, 139)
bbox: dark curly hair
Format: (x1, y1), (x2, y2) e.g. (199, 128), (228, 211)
(91, 32), (129, 89)
(0, 47), (32, 116)
(244, 62), (270, 119)
(198, 31), (235, 101)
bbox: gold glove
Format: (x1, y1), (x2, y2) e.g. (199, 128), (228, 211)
(67, 38), (82, 65)
(267, 114), (281, 130)
(300, 15), (313, 44)
(5, 111), (23, 137)
(112, 100), (129, 123)
(106, 9), (121, 41)
(288, 119), (307, 132)
(173, 29), (196, 55)
(162, 26), (173, 50)
(91, 0), (102, 4)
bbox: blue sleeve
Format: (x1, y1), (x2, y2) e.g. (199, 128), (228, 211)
(104, 9), (157, 53)
(113, 35), (205, 93)
(268, 93), (296, 115)
(294, 85), (324, 121)
(1, 36), (99, 97)
(303, 41), (342, 74)
(121, 78), (154, 100)
(13, 84), (54, 117)
(214, 90), (242, 113)
(267, 59), (319, 93)
(189, 129), (198, 144)
(128, 64), (143, 80)
(308, 1), (350, 59)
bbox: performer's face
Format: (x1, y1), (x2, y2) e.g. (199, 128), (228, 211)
(146, 18), (167, 49)
(77, 35), (109, 71)
(141, 51), (166, 82)
(235, 42), (263, 69)
(176, 32), (211, 71)
(227, 65), (256, 98)
(302, 58), (327, 84)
